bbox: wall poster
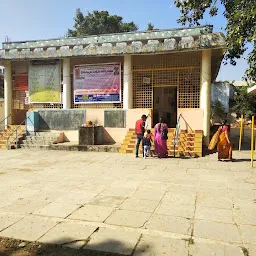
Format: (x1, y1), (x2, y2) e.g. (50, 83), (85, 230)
(29, 62), (61, 103)
(73, 63), (121, 104)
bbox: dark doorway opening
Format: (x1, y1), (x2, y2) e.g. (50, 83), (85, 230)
(153, 86), (177, 128)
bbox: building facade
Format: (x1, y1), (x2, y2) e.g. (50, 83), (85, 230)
(0, 25), (225, 144)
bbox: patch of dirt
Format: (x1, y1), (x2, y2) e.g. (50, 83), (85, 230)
(0, 237), (122, 256)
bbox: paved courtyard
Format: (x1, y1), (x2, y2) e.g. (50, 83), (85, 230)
(0, 150), (256, 255)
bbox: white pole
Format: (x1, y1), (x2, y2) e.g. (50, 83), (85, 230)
(200, 50), (211, 145)
(4, 61), (12, 128)
(123, 55), (133, 109)
(63, 58), (71, 109)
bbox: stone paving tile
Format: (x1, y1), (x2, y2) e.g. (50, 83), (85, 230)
(55, 191), (98, 205)
(194, 219), (242, 243)
(240, 225), (256, 244)
(156, 202), (195, 218)
(246, 244), (256, 256)
(0, 213), (24, 232)
(33, 202), (80, 218)
(119, 198), (159, 213)
(0, 215), (58, 241)
(25, 189), (66, 202)
(133, 234), (188, 256)
(39, 222), (98, 249)
(162, 192), (196, 205)
(105, 209), (151, 228)
(84, 228), (141, 255)
(130, 188), (166, 201)
(146, 214), (191, 235)
(234, 208), (256, 225)
(195, 206), (234, 224)
(197, 195), (233, 209)
(190, 242), (244, 256)
(88, 195), (126, 208)
(1, 198), (50, 214)
(68, 205), (114, 222)
(100, 186), (136, 197)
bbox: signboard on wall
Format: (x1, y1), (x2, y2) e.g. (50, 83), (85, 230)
(73, 63), (121, 104)
(29, 62), (61, 103)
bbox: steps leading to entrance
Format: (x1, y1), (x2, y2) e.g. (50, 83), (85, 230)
(0, 125), (26, 149)
(119, 128), (203, 157)
(20, 132), (61, 149)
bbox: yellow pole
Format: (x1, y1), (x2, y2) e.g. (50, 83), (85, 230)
(251, 116), (255, 168)
(239, 114), (244, 151)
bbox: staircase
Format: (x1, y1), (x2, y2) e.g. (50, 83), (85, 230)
(119, 128), (203, 157)
(0, 125), (26, 149)
(20, 132), (62, 149)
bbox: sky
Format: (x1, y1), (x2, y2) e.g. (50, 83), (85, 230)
(0, 0), (250, 81)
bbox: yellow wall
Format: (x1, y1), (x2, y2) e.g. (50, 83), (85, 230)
(177, 108), (204, 130)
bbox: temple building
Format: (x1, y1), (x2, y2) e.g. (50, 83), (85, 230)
(0, 25), (226, 155)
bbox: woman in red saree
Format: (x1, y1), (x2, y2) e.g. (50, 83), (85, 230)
(217, 120), (233, 161)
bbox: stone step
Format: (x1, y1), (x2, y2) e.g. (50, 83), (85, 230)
(31, 132), (60, 137)
(25, 136), (58, 141)
(20, 139), (56, 145)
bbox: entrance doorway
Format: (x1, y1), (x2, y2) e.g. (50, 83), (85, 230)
(153, 86), (177, 128)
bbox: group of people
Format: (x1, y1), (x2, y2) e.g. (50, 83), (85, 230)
(135, 115), (168, 158)
(135, 115), (233, 161)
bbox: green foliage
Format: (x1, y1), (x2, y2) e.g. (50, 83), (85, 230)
(230, 86), (256, 117)
(68, 9), (138, 37)
(174, 0), (256, 82)
(211, 100), (226, 123)
(147, 22), (154, 30)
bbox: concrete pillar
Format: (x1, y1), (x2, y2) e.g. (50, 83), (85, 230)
(123, 55), (133, 109)
(4, 61), (12, 128)
(63, 58), (71, 109)
(200, 50), (211, 145)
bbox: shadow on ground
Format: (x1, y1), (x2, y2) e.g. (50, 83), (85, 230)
(0, 236), (147, 256)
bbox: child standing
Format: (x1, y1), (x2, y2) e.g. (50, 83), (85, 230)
(142, 129), (153, 159)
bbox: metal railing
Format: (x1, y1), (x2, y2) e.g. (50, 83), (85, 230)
(0, 114), (11, 127)
(6, 116), (32, 150)
(173, 114), (194, 157)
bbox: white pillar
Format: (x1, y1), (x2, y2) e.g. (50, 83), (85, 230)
(4, 61), (12, 128)
(63, 58), (71, 109)
(200, 50), (211, 145)
(123, 55), (133, 109)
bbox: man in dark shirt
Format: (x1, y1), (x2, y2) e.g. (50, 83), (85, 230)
(135, 114), (147, 158)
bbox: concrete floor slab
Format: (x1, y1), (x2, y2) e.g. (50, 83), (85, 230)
(133, 234), (188, 256)
(88, 195), (126, 208)
(146, 214), (192, 235)
(84, 228), (141, 255)
(33, 202), (80, 218)
(156, 202), (195, 218)
(38, 222), (98, 248)
(119, 198), (159, 213)
(194, 219), (242, 243)
(105, 209), (151, 228)
(68, 205), (114, 222)
(0, 215), (58, 241)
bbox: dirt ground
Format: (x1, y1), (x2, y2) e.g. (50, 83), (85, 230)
(0, 237), (121, 256)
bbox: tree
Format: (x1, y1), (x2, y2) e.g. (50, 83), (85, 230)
(147, 22), (154, 30)
(174, 0), (256, 82)
(68, 9), (138, 37)
(230, 86), (256, 118)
